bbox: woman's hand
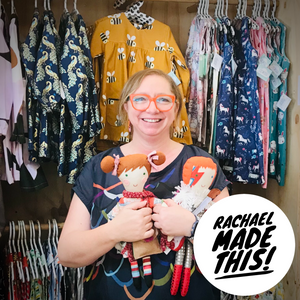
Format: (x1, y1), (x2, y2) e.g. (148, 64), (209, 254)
(111, 200), (154, 243)
(152, 199), (195, 237)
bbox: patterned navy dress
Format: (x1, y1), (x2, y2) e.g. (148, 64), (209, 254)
(232, 18), (264, 184)
(215, 32), (234, 160)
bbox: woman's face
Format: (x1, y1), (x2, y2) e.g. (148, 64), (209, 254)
(124, 75), (177, 140)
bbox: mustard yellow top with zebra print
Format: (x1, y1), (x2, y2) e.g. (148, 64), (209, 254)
(90, 13), (192, 147)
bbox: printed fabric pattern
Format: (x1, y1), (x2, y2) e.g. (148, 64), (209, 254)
(215, 32), (234, 159)
(251, 17), (270, 188)
(232, 18), (264, 184)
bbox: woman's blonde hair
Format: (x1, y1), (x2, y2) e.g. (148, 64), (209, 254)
(119, 69), (183, 126)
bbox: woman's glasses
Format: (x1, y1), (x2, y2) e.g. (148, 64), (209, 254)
(129, 94), (176, 112)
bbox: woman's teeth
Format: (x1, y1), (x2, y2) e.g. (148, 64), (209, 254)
(142, 119), (160, 123)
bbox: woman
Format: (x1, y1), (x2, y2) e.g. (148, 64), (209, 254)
(58, 69), (229, 299)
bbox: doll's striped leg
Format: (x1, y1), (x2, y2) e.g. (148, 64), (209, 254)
(130, 259), (141, 290)
(142, 256), (153, 287)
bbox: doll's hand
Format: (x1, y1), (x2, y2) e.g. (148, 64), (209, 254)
(152, 199), (195, 237)
(111, 201), (154, 243)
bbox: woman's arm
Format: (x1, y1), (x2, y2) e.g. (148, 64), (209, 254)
(213, 186), (229, 202)
(58, 193), (154, 268)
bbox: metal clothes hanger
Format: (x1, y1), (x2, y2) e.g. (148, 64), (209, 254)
(47, 0), (51, 11)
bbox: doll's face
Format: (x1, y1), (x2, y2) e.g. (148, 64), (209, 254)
(119, 166), (149, 192)
(189, 167), (216, 191)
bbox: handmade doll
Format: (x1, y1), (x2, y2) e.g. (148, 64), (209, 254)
(100, 151), (167, 289)
(170, 156), (222, 297)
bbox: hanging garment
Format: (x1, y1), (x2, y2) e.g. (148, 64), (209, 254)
(251, 17), (269, 188)
(0, 17), (13, 182)
(232, 18), (264, 184)
(21, 9), (43, 163)
(268, 25), (283, 180)
(276, 22), (290, 186)
(2, 14), (25, 184)
(186, 18), (212, 145)
(90, 13), (191, 146)
(185, 16), (205, 141)
(208, 29), (220, 154)
(215, 31), (234, 160)
(59, 12), (100, 183)
(34, 10), (61, 161)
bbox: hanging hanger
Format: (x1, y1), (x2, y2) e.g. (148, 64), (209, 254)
(11, 0), (16, 14)
(47, 0), (51, 11)
(64, 0), (68, 12)
(52, 219), (64, 276)
(235, 0), (241, 19)
(16, 224), (25, 284)
(73, 0), (79, 14)
(125, 0), (154, 28)
(37, 220), (50, 277)
(29, 220), (39, 279)
(48, 219), (57, 280)
(271, 0), (279, 23)
(31, 220), (45, 278)
(22, 221), (36, 279)
(19, 221), (30, 283)
(44, 0), (47, 11)
(12, 221), (24, 283)
(8, 222), (14, 283)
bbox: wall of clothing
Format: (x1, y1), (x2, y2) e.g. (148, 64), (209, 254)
(0, 0), (299, 299)
(185, 1), (290, 189)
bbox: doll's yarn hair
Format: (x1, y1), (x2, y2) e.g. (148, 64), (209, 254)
(182, 156), (217, 186)
(101, 152), (166, 177)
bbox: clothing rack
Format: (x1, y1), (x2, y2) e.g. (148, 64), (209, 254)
(2, 222), (64, 233)
(147, 0), (279, 5)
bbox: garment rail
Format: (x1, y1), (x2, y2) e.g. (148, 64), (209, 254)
(2, 222), (64, 233)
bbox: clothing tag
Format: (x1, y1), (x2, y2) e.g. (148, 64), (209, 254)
(223, 166), (233, 171)
(269, 61), (284, 78)
(198, 54), (207, 78)
(257, 65), (272, 81)
(249, 173), (259, 179)
(168, 71), (181, 86)
(232, 57), (237, 77)
(59, 80), (66, 99)
(277, 93), (292, 112)
(271, 77), (282, 90)
(258, 54), (271, 67)
(211, 53), (223, 71)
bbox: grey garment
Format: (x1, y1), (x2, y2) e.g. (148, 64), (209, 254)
(0, 182), (5, 236)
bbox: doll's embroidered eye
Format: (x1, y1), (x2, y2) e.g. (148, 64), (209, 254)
(143, 173), (145, 175)
(125, 174), (128, 177)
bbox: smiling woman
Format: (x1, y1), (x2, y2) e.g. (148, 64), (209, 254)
(58, 69), (230, 300)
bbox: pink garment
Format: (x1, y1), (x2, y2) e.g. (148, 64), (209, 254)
(251, 17), (269, 189)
